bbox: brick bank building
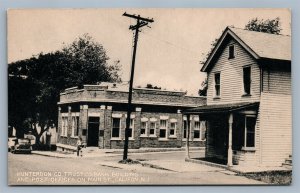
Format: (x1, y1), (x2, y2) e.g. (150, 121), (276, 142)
(57, 83), (206, 150)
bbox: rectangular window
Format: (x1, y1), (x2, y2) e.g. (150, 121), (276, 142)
(170, 122), (176, 137)
(61, 117), (64, 135)
(229, 45), (235, 59)
(71, 117), (76, 137)
(112, 118), (121, 138)
(243, 66), (251, 95)
(183, 120), (187, 138)
(194, 121), (200, 139)
(159, 120), (167, 138)
(61, 117), (68, 136)
(75, 116), (79, 136)
(141, 121), (147, 136)
(244, 116), (256, 148)
(149, 122), (156, 136)
(214, 73), (221, 97)
(200, 121), (206, 141)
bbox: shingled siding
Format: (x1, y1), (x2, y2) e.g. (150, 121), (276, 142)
(207, 39), (261, 105)
(259, 92), (292, 166)
(233, 108), (261, 166)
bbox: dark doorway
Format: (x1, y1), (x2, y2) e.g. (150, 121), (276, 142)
(208, 114), (228, 163)
(87, 117), (100, 147)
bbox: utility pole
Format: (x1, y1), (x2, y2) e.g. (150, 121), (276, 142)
(122, 12), (154, 160)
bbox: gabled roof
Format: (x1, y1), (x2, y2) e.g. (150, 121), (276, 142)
(201, 27), (291, 72)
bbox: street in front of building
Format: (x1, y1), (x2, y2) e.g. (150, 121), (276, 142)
(8, 150), (263, 185)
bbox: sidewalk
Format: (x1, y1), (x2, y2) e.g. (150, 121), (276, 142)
(185, 157), (291, 174)
(32, 147), (203, 158)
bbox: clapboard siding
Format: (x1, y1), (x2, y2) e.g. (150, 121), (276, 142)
(207, 39), (261, 105)
(233, 151), (258, 166)
(259, 92), (292, 166)
(263, 69), (291, 95)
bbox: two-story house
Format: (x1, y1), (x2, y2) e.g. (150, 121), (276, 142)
(184, 27), (291, 168)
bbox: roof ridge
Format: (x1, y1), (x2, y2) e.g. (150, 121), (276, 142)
(228, 26), (291, 37)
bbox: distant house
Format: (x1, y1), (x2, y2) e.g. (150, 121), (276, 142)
(56, 82), (206, 151)
(184, 27), (291, 167)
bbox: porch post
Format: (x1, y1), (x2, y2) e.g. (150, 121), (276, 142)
(227, 113), (233, 167)
(185, 114), (191, 159)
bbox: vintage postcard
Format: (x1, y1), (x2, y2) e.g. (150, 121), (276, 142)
(8, 8), (291, 185)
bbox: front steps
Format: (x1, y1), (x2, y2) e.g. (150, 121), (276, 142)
(282, 155), (292, 169)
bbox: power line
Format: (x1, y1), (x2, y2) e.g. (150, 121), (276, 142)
(140, 30), (201, 58)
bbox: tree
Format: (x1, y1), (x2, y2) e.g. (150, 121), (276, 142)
(245, 17), (281, 34)
(146, 83), (161, 90)
(198, 18), (282, 96)
(8, 34), (121, 147)
(198, 78), (207, 96)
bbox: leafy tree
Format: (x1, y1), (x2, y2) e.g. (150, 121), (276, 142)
(8, 34), (121, 146)
(198, 78), (207, 96)
(198, 18), (282, 96)
(245, 17), (281, 34)
(146, 83), (161, 90)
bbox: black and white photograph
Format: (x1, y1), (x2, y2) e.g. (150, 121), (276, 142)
(7, 8), (292, 185)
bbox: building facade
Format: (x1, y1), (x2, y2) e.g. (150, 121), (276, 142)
(57, 83), (206, 150)
(184, 27), (291, 167)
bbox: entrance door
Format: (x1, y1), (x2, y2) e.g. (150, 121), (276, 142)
(87, 117), (100, 146)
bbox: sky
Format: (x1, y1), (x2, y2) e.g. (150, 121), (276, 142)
(7, 8), (291, 95)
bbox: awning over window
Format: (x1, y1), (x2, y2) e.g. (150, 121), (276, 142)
(183, 102), (259, 114)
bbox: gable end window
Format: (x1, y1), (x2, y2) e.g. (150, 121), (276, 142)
(243, 66), (251, 95)
(229, 45), (235, 59)
(214, 73), (221, 97)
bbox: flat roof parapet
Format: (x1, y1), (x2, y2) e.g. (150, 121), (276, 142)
(83, 84), (109, 90)
(133, 88), (186, 96)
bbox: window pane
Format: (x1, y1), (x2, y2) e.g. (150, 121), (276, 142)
(194, 130), (200, 138)
(246, 117), (256, 147)
(76, 117), (79, 136)
(229, 45), (235, 58)
(160, 129), (166, 138)
(215, 73), (220, 84)
(150, 129), (155, 135)
(243, 67), (251, 94)
(160, 120), (167, 128)
(247, 117), (256, 133)
(194, 121), (200, 130)
(141, 122), (146, 135)
(170, 123), (176, 129)
(200, 121), (206, 140)
(112, 118), (120, 138)
(170, 129), (175, 135)
(130, 119), (134, 127)
(215, 73), (220, 96)
(112, 128), (119, 138)
(112, 118), (120, 128)
(246, 133), (255, 147)
(141, 122), (146, 128)
(150, 122), (155, 135)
